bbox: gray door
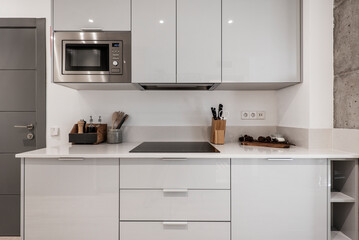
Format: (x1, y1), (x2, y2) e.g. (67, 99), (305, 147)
(0, 18), (46, 236)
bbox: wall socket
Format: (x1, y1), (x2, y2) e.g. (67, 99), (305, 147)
(241, 111), (266, 120)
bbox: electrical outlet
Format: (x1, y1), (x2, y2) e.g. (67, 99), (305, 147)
(241, 111), (250, 120)
(249, 112), (257, 119)
(257, 111), (266, 120)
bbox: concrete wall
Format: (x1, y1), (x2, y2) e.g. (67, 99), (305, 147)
(334, 0), (359, 128)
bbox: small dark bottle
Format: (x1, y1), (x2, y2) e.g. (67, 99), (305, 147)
(87, 116), (97, 133)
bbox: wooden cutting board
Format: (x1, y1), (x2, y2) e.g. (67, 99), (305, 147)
(240, 141), (291, 148)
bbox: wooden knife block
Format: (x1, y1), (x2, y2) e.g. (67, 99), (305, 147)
(210, 118), (226, 145)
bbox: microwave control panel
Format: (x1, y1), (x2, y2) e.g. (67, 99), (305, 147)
(110, 41), (123, 74)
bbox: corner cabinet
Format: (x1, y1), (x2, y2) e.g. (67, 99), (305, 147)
(53, 0), (131, 31)
(231, 158), (328, 240)
(222, 0), (301, 84)
(23, 158), (119, 240)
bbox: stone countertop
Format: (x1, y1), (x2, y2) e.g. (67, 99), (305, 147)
(15, 142), (359, 159)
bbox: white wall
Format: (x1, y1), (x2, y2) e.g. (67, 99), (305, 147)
(277, 0), (334, 129)
(0, 0), (278, 146)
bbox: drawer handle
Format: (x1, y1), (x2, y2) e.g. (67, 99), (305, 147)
(267, 158), (294, 161)
(81, 28), (103, 32)
(163, 222), (188, 226)
(161, 158), (187, 161)
(58, 158), (84, 161)
(163, 188), (188, 193)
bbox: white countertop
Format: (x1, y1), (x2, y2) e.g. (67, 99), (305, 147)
(15, 142), (359, 159)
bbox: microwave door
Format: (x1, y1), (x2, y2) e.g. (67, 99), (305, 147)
(62, 41), (110, 75)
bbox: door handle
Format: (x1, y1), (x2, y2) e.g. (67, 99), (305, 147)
(14, 124), (34, 130)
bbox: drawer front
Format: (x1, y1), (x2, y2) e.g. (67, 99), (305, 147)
(120, 158), (230, 189)
(120, 222), (230, 240)
(120, 189), (230, 221)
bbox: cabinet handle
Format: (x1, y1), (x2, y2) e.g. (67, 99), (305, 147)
(163, 188), (188, 193)
(161, 158), (187, 161)
(81, 28), (103, 32)
(58, 158), (84, 161)
(267, 158), (294, 161)
(163, 222), (188, 226)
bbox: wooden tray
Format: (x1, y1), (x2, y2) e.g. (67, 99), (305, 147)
(69, 124), (107, 144)
(240, 141), (291, 148)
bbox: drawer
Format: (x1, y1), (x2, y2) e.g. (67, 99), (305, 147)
(120, 189), (230, 221)
(120, 222), (230, 240)
(120, 158), (230, 189)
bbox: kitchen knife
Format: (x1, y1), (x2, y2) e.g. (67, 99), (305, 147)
(211, 107), (217, 120)
(117, 114), (128, 129)
(218, 104), (223, 119)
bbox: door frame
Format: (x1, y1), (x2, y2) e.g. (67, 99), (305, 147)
(0, 18), (46, 148)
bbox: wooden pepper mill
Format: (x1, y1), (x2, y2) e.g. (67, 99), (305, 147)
(210, 118), (226, 145)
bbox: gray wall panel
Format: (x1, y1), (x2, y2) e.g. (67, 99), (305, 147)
(0, 155), (20, 194)
(0, 29), (36, 69)
(0, 70), (36, 111)
(0, 112), (36, 152)
(0, 195), (20, 236)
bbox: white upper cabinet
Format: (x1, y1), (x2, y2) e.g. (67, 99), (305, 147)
(177, 0), (221, 83)
(53, 0), (131, 31)
(132, 0), (176, 83)
(222, 0), (301, 83)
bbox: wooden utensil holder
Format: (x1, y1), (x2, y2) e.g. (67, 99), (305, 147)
(69, 124), (107, 144)
(210, 118), (226, 145)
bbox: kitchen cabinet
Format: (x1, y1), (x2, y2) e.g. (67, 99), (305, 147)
(232, 158), (327, 240)
(120, 222), (230, 240)
(177, 0), (221, 83)
(23, 158), (119, 240)
(120, 158), (230, 189)
(120, 189), (230, 221)
(53, 0), (130, 31)
(222, 0), (301, 84)
(132, 0), (221, 84)
(132, 0), (176, 83)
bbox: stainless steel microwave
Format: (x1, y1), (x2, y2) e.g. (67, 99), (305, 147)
(53, 31), (131, 83)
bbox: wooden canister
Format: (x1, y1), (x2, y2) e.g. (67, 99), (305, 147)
(210, 118), (226, 145)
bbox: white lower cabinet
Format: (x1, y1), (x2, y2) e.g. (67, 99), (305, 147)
(120, 189), (230, 221)
(232, 158), (328, 240)
(120, 222), (230, 240)
(120, 158), (230, 189)
(24, 158), (119, 240)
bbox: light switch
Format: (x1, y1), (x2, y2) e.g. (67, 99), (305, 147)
(50, 127), (60, 136)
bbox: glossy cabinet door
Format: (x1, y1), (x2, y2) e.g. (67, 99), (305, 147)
(132, 0), (176, 83)
(222, 0), (301, 83)
(120, 189), (230, 221)
(177, 0), (221, 83)
(53, 0), (130, 31)
(120, 158), (230, 189)
(232, 158), (327, 240)
(24, 158), (119, 240)
(120, 222), (230, 240)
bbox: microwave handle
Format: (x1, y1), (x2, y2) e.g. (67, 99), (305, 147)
(81, 28), (103, 32)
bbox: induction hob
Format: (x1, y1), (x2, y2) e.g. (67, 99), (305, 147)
(130, 142), (220, 153)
